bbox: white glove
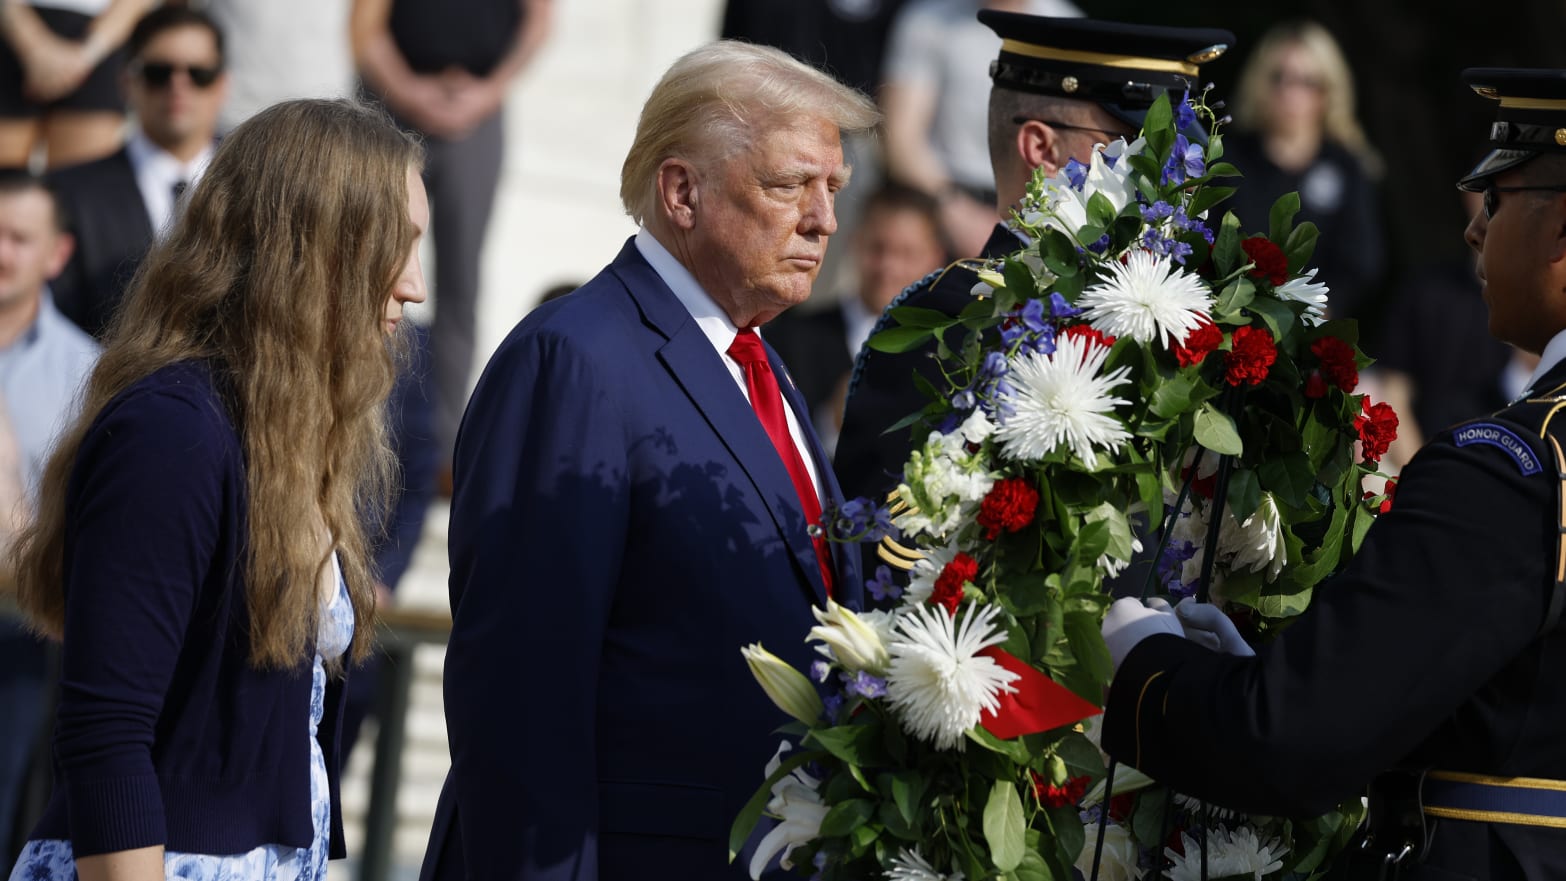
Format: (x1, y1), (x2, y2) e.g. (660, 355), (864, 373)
(1102, 597), (1183, 671)
(1175, 597), (1256, 657)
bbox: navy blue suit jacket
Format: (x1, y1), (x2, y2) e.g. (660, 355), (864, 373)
(420, 239), (861, 881)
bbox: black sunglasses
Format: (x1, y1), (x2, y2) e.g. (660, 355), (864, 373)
(1011, 116), (1129, 142)
(135, 61), (223, 89)
(1483, 184), (1566, 220)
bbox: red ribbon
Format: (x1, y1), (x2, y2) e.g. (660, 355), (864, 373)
(977, 647), (1101, 740)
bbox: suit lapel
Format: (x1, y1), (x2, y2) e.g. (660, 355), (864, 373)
(611, 241), (829, 607)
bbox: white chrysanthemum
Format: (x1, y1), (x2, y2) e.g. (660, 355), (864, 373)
(885, 603), (1019, 750)
(748, 743), (828, 879)
(994, 334), (1132, 468)
(1172, 792), (1238, 821)
(1164, 826), (1287, 881)
(1079, 250), (1213, 346)
(1076, 823), (1145, 881)
(1276, 267), (1330, 324)
(886, 847), (967, 881)
(1222, 493), (1287, 581)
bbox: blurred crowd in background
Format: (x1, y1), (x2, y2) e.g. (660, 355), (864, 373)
(3, 0), (1566, 870)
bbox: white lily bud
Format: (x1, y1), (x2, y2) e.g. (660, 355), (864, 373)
(741, 643), (823, 725)
(807, 599), (891, 675)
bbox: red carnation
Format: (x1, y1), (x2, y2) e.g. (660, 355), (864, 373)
(1241, 237), (1289, 286)
(1304, 372), (1328, 399)
(1224, 326), (1277, 386)
(977, 478), (1040, 540)
(1172, 317), (1223, 367)
(1031, 771), (1091, 808)
(1355, 398), (1400, 464)
(1311, 336), (1359, 393)
(1181, 463), (1217, 499)
(1381, 478), (1398, 514)
(1063, 324), (1116, 351)
(931, 553), (978, 614)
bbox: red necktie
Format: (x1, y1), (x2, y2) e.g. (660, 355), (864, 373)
(727, 329), (835, 598)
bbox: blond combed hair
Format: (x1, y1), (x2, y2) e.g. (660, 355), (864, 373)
(1232, 20), (1382, 177)
(14, 98), (423, 670)
(619, 40), (880, 225)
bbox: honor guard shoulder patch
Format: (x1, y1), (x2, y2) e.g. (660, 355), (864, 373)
(1453, 422), (1544, 475)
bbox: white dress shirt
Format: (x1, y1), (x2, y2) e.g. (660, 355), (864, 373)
(1524, 327), (1566, 398)
(634, 227), (827, 506)
(125, 130), (215, 237)
(840, 296), (880, 362)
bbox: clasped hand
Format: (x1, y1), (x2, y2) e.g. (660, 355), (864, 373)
(1101, 596), (1255, 671)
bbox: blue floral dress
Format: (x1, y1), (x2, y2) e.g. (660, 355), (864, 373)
(9, 557), (356, 881)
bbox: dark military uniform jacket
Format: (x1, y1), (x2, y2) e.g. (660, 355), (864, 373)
(1103, 358), (1566, 879)
(833, 224), (1020, 505)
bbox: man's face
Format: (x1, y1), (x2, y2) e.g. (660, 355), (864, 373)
(1465, 169), (1564, 354)
(856, 205), (946, 314)
(688, 116), (847, 326)
(0, 190), (71, 310)
(127, 25), (227, 151)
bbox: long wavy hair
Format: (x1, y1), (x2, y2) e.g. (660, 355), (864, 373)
(14, 98), (423, 669)
(1232, 20), (1383, 177)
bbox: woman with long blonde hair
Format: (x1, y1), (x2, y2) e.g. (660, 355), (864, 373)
(6, 97), (426, 881)
(1224, 20), (1387, 322)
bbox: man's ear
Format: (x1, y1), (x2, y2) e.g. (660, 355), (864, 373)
(655, 158), (700, 231)
(1017, 120), (1064, 176)
(45, 231), (73, 282)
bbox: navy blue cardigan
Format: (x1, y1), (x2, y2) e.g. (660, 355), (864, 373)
(29, 361), (349, 858)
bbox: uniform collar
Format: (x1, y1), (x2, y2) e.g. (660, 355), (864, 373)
(1524, 327), (1566, 397)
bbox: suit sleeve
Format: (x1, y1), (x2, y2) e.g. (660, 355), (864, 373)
(1103, 429), (1554, 816)
(442, 330), (630, 881)
(54, 389), (226, 856)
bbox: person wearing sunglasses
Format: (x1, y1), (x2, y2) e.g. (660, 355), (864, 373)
(1222, 20), (1386, 325)
(1100, 67), (1566, 881)
(45, 5), (226, 340)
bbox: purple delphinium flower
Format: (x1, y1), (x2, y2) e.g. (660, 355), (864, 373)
(811, 660), (832, 683)
(1158, 538), (1200, 598)
(866, 564), (902, 602)
(1175, 90), (1198, 132)
(821, 692), (845, 720)
(1141, 200), (1175, 223)
(842, 670), (888, 700)
(1171, 206), (1216, 245)
(1063, 157), (1088, 190)
(1085, 233), (1112, 254)
(1049, 291), (1083, 320)
(1161, 134), (1206, 186)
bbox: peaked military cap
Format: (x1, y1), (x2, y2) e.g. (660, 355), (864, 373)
(979, 11), (1235, 133)
(1459, 68), (1566, 191)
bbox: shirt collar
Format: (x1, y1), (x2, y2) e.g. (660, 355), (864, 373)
(126, 129), (216, 232)
(1526, 327), (1566, 396)
(634, 227), (743, 354)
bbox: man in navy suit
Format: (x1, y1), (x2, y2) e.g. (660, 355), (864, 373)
(419, 41), (878, 881)
(48, 6), (227, 338)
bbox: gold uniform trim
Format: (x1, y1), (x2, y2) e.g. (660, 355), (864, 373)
(1428, 770), (1566, 792)
(1424, 806), (1566, 829)
(1498, 96), (1566, 111)
(1133, 670), (1166, 770)
(999, 40), (1199, 76)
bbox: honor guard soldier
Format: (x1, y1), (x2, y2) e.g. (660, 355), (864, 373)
(1100, 67), (1566, 881)
(834, 12), (1233, 515)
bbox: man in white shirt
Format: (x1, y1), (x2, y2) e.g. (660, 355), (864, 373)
(46, 5), (226, 337)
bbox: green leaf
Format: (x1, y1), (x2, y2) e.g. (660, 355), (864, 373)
(1086, 192), (1116, 229)
(1004, 257), (1041, 299)
(1187, 185), (1237, 219)
(807, 721), (885, 765)
(968, 726), (1034, 764)
(1129, 787), (1169, 845)
(1065, 610), (1113, 688)
(1048, 804), (1087, 864)
(1206, 160), (1240, 178)
(1226, 467), (1261, 522)
(1258, 452), (1315, 509)
(1268, 191), (1301, 244)
(1014, 849), (1055, 881)
(818, 798), (876, 838)
(1194, 404), (1244, 456)
(1257, 583), (1313, 618)
(728, 747), (828, 860)
(1247, 294), (1298, 343)
(1350, 499), (1377, 553)
(1214, 276), (1256, 317)
(889, 305), (958, 329)
(867, 325), (934, 354)
(983, 780), (1027, 871)
(958, 296), (996, 322)
(1285, 221), (1320, 274)
(1212, 211), (1242, 275)
(1205, 132), (1225, 162)
(1141, 92), (1174, 159)
(886, 771), (928, 827)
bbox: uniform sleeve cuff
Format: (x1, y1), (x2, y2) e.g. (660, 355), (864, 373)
(1102, 633), (1211, 775)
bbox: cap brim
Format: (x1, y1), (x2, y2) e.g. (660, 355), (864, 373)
(1103, 102), (1211, 147)
(1458, 148), (1538, 191)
